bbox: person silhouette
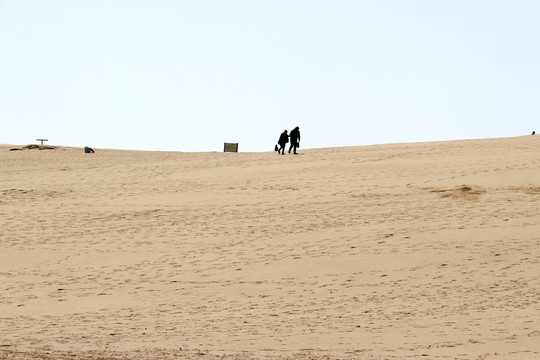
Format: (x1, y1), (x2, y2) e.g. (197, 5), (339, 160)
(277, 130), (288, 155)
(288, 126), (300, 154)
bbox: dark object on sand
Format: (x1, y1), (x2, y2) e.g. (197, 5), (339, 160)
(223, 143), (238, 152)
(85, 146), (95, 154)
(532, 131), (536, 135)
(8, 144), (55, 151)
(24, 144), (43, 150)
(24, 144), (55, 150)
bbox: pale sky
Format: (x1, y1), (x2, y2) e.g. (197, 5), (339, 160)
(1, 1), (538, 152)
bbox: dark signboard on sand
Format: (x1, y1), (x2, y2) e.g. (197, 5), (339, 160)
(223, 143), (238, 152)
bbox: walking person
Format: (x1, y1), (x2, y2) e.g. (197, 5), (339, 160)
(277, 130), (289, 155)
(288, 126), (300, 154)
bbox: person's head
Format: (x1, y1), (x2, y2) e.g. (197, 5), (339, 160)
(284, 130), (288, 133)
(295, 126), (299, 130)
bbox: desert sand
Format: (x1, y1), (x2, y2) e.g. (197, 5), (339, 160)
(1, 136), (539, 360)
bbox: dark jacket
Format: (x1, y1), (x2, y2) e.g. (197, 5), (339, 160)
(278, 132), (289, 146)
(289, 127), (300, 144)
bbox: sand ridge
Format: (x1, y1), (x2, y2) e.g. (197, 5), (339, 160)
(0, 136), (539, 359)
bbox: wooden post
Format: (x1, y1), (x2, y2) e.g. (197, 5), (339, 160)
(36, 139), (48, 145)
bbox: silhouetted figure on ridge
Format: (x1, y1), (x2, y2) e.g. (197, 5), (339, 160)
(288, 126), (300, 154)
(277, 130), (288, 155)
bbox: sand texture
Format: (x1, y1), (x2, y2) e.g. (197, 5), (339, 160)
(1, 136), (539, 359)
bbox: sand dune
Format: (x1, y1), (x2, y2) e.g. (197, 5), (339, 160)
(1, 136), (539, 359)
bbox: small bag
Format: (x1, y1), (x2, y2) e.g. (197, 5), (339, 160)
(274, 144), (279, 152)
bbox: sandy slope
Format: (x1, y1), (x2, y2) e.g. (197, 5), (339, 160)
(0, 136), (539, 360)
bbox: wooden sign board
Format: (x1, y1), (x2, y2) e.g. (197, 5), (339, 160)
(223, 143), (238, 152)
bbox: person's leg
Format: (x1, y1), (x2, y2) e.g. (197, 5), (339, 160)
(290, 142), (297, 154)
(289, 139), (296, 154)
